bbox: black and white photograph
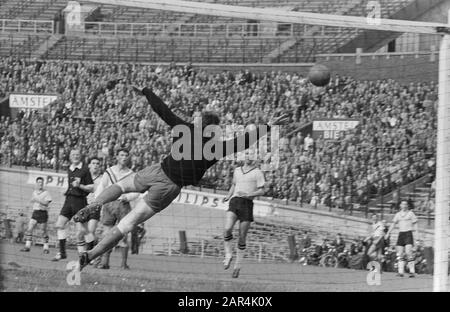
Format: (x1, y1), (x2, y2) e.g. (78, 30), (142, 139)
(0, 0), (449, 296)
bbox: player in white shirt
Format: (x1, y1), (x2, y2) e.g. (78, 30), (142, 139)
(365, 213), (386, 262)
(386, 200), (419, 277)
(223, 151), (266, 278)
(20, 177), (52, 253)
(95, 148), (139, 269)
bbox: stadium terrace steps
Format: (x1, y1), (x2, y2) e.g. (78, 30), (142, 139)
(279, 0), (417, 62)
(0, 33), (50, 58)
(32, 33), (62, 59)
(45, 36), (287, 63)
(335, 0), (443, 53)
(0, 0), (65, 20)
(0, 0), (439, 63)
(95, 3), (185, 24)
(263, 0), (362, 62)
(344, 0), (414, 18)
(0, 0), (184, 23)
(33, 0), (67, 21)
(186, 0), (360, 24)
(0, 0), (34, 19)
(373, 182), (435, 221)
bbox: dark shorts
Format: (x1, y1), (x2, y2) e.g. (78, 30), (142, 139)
(228, 197), (254, 222)
(31, 210), (48, 224)
(397, 231), (414, 247)
(102, 201), (131, 227)
(133, 163), (181, 213)
(60, 195), (95, 221)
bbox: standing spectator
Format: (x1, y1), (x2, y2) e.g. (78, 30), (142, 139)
(391, 188), (401, 213)
(298, 230), (312, 250)
(131, 223), (146, 255)
(304, 133), (314, 151)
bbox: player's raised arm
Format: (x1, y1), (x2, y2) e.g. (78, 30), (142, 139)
(222, 126), (264, 157)
(133, 86), (190, 128)
(222, 113), (290, 156)
(386, 215), (398, 238)
(89, 78), (123, 106)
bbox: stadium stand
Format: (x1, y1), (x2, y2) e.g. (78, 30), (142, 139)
(0, 33), (51, 59)
(0, 0), (434, 63)
(278, 0), (417, 62)
(0, 59), (437, 217)
(44, 36), (290, 63)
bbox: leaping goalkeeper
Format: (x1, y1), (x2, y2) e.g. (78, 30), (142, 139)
(74, 83), (289, 270)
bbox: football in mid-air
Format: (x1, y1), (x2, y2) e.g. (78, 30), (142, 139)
(308, 64), (331, 87)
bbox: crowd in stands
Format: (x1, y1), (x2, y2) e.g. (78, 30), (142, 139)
(0, 57), (437, 209)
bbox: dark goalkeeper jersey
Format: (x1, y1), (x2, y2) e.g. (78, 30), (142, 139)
(142, 88), (269, 187)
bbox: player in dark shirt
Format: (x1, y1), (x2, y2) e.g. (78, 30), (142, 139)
(75, 85), (289, 269)
(51, 149), (94, 261)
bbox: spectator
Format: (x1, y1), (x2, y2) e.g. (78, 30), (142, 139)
(332, 233), (346, 253)
(298, 230), (312, 250)
(304, 133), (314, 151)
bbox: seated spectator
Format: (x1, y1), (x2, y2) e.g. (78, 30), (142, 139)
(332, 233), (346, 253)
(298, 230), (312, 250)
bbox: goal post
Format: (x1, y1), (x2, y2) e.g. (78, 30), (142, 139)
(434, 9), (450, 292)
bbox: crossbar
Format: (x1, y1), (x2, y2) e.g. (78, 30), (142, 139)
(86, 0), (449, 35)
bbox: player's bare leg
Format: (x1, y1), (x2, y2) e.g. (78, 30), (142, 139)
(367, 243), (377, 261)
(405, 244), (415, 277)
(20, 219), (37, 252)
(97, 226), (128, 270)
(233, 221), (251, 278)
(86, 219), (98, 251)
(79, 198), (156, 270)
(367, 238), (383, 264)
(396, 246), (405, 277)
(52, 215), (69, 261)
(85, 218), (100, 265)
(223, 211), (238, 270)
(97, 225), (113, 269)
(76, 222), (88, 254)
(41, 222), (50, 254)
